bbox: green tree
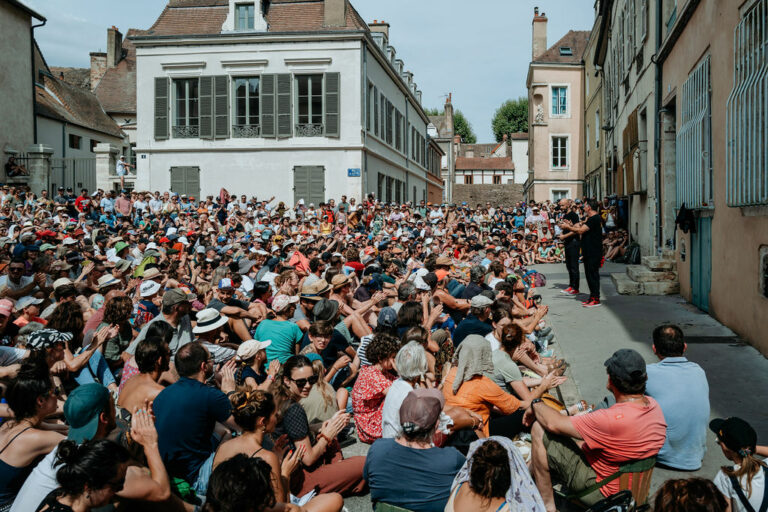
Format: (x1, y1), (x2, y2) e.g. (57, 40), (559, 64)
(424, 108), (477, 143)
(491, 97), (529, 142)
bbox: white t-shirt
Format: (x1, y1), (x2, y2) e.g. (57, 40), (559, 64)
(714, 465), (766, 512)
(10, 447), (58, 512)
(381, 379), (414, 439)
(485, 331), (501, 352)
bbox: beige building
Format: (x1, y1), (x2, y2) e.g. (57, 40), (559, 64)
(0, 0), (45, 173)
(426, 94), (456, 202)
(526, 8), (589, 202)
(594, 0), (659, 255)
(657, 0), (768, 354)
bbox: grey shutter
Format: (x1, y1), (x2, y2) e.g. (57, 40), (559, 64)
(154, 77), (169, 140)
(261, 74), (276, 138)
(324, 72), (340, 137)
(199, 76), (214, 140)
(277, 74), (292, 138)
(170, 167), (185, 195)
(185, 167), (200, 199)
(214, 75), (229, 139)
(293, 166), (309, 205)
(309, 167), (325, 205)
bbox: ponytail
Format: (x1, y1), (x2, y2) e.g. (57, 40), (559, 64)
(722, 453), (767, 498)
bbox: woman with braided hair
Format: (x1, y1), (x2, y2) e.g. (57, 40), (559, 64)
(710, 417), (767, 512)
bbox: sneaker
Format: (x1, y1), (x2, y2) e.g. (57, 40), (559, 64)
(583, 298), (602, 308)
(560, 287), (573, 294)
(566, 288), (580, 295)
(538, 327), (552, 337)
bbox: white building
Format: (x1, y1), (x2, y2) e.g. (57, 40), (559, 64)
(132, 0), (439, 203)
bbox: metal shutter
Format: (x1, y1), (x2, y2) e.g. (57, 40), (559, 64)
(261, 75), (276, 137)
(294, 166), (325, 205)
(199, 76), (214, 140)
(277, 74), (292, 138)
(154, 78), (169, 140)
(324, 72), (340, 137)
(214, 75), (229, 139)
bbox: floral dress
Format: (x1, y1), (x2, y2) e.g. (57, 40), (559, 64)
(351, 365), (397, 443)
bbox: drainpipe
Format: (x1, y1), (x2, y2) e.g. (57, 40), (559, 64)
(362, 44), (368, 198)
(653, 0), (663, 251)
(31, 17), (47, 144)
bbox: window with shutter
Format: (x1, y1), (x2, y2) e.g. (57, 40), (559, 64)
(294, 75), (322, 137)
(277, 74), (293, 138)
(172, 78), (200, 138)
(233, 77), (260, 137)
(373, 87), (379, 137)
(260, 74), (276, 138)
(199, 76), (214, 140)
(324, 72), (340, 137)
(154, 77), (169, 140)
(214, 75), (229, 139)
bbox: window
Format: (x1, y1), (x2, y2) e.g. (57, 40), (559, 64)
(640, 0), (648, 41)
(551, 136), (569, 169)
(586, 124), (590, 154)
(464, 175), (473, 184)
(233, 77), (260, 137)
(386, 176), (393, 202)
(89, 139), (99, 152)
(595, 110), (601, 148)
(386, 101), (394, 145)
(373, 86), (379, 137)
(727, 2), (768, 206)
(235, 3), (255, 30)
(677, 55), (711, 208)
(173, 78), (199, 138)
(366, 82), (372, 133)
(559, 47), (573, 56)
(493, 175), (502, 185)
(295, 75), (323, 136)
(68, 134), (81, 150)
(395, 110), (402, 151)
(551, 86), (568, 116)
(552, 189), (570, 201)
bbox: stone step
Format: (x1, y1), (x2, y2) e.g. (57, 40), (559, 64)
(626, 265), (678, 283)
(660, 248), (676, 260)
(642, 280), (681, 295)
(612, 273), (642, 295)
(641, 256), (677, 272)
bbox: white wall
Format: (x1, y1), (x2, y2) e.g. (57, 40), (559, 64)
(510, 139), (528, 184)
(0, 4), (33, 158)
(37, 116), (126, 159)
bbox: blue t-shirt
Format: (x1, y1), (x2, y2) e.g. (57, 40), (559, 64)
(154, 377), (232, 482)
(254, 319), (304, 364)
(645, 357), (710, 470)
(452, 315), (493, 347)
(363, 437), (465, 512)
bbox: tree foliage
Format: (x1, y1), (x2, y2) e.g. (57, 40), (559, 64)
(491, 97), (529, 142)
(424, 108), (477, 144)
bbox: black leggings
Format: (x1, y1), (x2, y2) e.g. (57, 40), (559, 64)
(564, 243), (580, 290)
(583, 255), (601, 300)
(488, 409), (526, 439)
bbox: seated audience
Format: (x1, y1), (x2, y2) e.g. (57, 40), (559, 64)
(711, 416), (766, 512)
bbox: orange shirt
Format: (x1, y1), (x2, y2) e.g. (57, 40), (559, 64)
(570, 398), (666, 496)
(442, 366), (521, 436)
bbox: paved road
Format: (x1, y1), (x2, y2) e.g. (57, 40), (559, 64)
(533, 261), (768, 496)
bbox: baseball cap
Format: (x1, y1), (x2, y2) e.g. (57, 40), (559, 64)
(139, 280), (161, 297)
(470, 295), (494, 308)
(377, 307), (397, 329)
(162, 288), (195, 308)
(64, 383), (112, 443)
(709, 417), (757, 455)
(272, 294), (299, 313)
(27, 329), (73, 350)
(604, 348), (647, 383)
(16, 296), (43, 310)
(236, 339), (272, 360)
(218, 278), (234, 290)
(399, 388), (445, 434)
(0, 300), (13, 317)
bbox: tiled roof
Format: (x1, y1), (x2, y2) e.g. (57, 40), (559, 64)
(93, 32), (142, 114)
(456, 157), (514, 171)
(50, 67), (90, 90)
(145, 6), (228, 36)
(36, 75), (124, 138)
(534, 30), (590, 64)
(167, 0), (227, 6)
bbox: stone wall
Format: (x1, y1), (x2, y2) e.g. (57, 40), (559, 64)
(452, 184), (524, 206)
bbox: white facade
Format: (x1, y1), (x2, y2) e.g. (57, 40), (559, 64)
(37, 116), (126, 160)
(133, 26), (433, 202)
(510, 138), (529, 184)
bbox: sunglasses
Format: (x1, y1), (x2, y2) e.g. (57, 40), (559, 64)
(291, 375), (319, 388)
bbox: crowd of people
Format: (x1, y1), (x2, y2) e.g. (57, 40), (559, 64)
(0, 183), (761, 512)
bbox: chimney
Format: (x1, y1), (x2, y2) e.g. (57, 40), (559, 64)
(532, 7), (548, 61)
(89, 52), (107, 91)
(453, 134), (462, 145)
(106, 26), (123, 68)
(444, 93), (454, 134)
(369, 19), (390, 42)
(324, 0), (346, 28)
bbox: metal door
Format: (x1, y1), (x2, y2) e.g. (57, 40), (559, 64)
(50, 158), (96, 193)
(690, 216), (712, 311)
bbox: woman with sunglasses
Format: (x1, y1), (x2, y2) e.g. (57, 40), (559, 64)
(35, 439), (129, 512)
(272, 355), (366, 497)
(0, 359), (65, 508)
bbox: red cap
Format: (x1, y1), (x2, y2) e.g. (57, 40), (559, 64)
(159, 237), (171, 243)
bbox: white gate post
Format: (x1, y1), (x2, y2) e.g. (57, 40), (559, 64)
(94, 143), (119, 192)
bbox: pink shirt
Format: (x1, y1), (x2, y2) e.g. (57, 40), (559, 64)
(570, 397), (666, 496)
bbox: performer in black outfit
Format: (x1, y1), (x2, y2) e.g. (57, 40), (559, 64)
(566, 199), (603, 307)
(557, 199), (581, 295)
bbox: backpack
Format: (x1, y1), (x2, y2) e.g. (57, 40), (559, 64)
(625, 243), (641, 265)
(523, 270), (547, 288)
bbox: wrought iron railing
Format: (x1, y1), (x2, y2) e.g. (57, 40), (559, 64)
(232, 124), (261, 138)
(173, 125), (199, 138)
(295, 123), (324, 137)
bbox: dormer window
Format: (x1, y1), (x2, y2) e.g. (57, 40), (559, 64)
(236, 3), (255, 30)
(559, 47), (573, 56)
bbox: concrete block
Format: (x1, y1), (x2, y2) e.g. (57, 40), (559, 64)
(660, 249), (677, 260)
(641, 256), (677, 271)
(642, 281), (681, 295)
(626, 265), (677, 282)
(612, 273), (642, 295)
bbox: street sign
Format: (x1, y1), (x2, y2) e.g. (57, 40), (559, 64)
(347, 168), (361, 177)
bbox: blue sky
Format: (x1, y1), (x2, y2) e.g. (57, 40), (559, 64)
(27, 0), (595, 141)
